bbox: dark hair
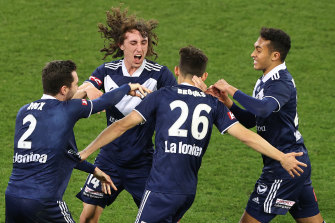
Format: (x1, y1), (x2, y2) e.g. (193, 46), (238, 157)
(98, 6), (159, 60)
(260, 27), (291, 62)
(42, 60), (76, 96)
(179, 46), (208, 77)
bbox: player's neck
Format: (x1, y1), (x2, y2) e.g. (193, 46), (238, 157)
(263, 61), (282, 76)
(178, 77), (195, 86)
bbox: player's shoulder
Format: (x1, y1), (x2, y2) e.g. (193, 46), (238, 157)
(103, 59), (123, 71)
(277, 69), (293, 80)
(266, 68), (294, 86)
(144, 60), (168, 72)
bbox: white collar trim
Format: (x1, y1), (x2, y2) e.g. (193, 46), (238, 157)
(262, 62), (286, 83)
(41, 94), (57, 99)
(122, 59), (146, 77)
(180, 82), (193, 86)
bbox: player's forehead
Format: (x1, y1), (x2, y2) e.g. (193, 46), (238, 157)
(124, 29), (148, 42)
(254, 36), (270, 50)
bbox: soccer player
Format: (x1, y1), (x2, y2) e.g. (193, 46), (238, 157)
(75, 6), (177, 223)
(5, 60), (149, 223)
(194, 28), (325, 223)
(79, 46), (307, 223)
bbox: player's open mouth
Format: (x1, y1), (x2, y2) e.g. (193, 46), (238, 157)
(134, 55), (142, 60)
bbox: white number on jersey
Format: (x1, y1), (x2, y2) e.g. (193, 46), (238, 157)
(17, 114), (37, 149)
(168, 100), (211, 140)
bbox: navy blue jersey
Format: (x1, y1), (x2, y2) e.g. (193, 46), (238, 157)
(6, 85), (130, 201)
(86, 59), (177, 168)
(6, 95), (93, 200)
(135, 84), (238, 194)
(252, 63), (306, 168)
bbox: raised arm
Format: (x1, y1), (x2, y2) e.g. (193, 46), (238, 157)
(90, 83), (151, 114)
(227, 122), (307, 178)
(72, 82), (103, 100)
(214, 79), (278, 118)
(79, 110), (144, 160)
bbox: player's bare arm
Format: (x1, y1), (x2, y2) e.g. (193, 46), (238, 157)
(79, 110), (144, 160)
(227, 123), (307, 178)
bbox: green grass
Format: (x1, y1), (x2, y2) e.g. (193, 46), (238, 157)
(1, 0), (334, 222)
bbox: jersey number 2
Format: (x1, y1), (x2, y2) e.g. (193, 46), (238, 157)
(17, 114), (37, 149)
(168, 100), (211, 140)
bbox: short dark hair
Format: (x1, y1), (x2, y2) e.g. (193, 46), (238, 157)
(42, 60), (76, 96)
(179, 46), (208, 77)
(260, 27), (291, 62)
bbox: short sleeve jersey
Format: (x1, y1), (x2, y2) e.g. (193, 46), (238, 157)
(252, 63), (305, 168)
(135, 84), (238, 194)
(6, 95), (93, 200)
(86, 59), (177, 168)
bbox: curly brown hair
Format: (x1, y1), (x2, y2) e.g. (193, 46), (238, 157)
(98, 6), (159, 60)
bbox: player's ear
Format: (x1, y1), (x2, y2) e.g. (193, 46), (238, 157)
(272, 51), (281, 62)
(60, 85), (68, 96)
(174, 66), (180, 77)
(119, 43), (125, 51)
(201, 72), (208, 81)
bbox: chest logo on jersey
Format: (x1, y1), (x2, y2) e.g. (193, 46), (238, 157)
(165, 140), (202, 157)
(27, 102), (45, 111)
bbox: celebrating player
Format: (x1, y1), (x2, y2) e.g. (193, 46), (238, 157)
(193, 27), (325, 223)
(79, 46), (307, 222)
(75, 6), (177, 223)
(5, 60), (149, 223)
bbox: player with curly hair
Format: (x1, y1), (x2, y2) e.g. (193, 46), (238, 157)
(75, 6), (177, 223)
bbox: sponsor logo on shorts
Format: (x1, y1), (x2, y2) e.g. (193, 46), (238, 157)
(257, 183), (268, 194)
(83, 186), (104, 199)
(274, 198), (295, 209)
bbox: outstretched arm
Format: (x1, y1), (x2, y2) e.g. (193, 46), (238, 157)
(214, 79), (278, 118)
(90, 83), (151, 114)
(79, 110), (144, 160)
(227, 123), (307, 178)
(72, 82), (103, 99)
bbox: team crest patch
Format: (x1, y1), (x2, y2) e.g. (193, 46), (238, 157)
(257, 183), (267, 194)
(82, 99), (88, 106)
(227, 112), (235, 120)
(274, 198), (295, 209)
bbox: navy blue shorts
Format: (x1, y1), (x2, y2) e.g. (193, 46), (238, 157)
(245, 154), (320, 222)
(135, 190), (195, 223)
(76, 163), (151, 208)
(5, 194), (75, 223)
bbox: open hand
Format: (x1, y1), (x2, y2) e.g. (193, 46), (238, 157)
(280, 152), (307, 178)
(128, 83), (152, 98)
(93, 167), (117, 194)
